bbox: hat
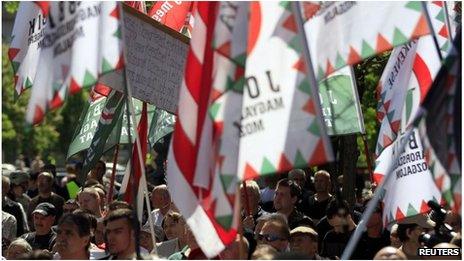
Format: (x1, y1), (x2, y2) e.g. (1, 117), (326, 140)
(398, 214), (435, 229)
(9, 171), (30, 185)
(32, 202), (57, 217)
(290, 226), (317, 237)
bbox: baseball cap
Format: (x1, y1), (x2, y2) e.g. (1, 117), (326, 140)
(32, 202), (57, 217)
(290, 226), (318, 237)
(398, 214), (435, 229)
(9, 171), (30, 185)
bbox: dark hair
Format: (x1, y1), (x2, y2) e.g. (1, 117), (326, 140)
(276, 178), (301, 198)
(326, 199), (351, 218)
(58, 213), (91, 238)
(42, 164), (57, 177)
(108, 200), (133, 212)
(161, 212), (183, 229)
(104, 208), (136, 230)
(72, 209), (98, 231)
(397, 223), (419, 242)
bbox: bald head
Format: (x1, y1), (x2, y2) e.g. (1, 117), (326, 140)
(374, 246), (407, 260)
(288, 169), (306, 188)
(151, 185), (171, 210)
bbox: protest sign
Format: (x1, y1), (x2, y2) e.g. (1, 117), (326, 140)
(100, 4), (189, 113)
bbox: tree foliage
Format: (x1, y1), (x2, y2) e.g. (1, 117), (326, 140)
(2, 44), (87, 165)
(354, 52), (390, 168)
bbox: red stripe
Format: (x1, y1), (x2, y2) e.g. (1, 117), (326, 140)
(184, 51), (203, 103)
(412, 54), (433, 102)
(124, 102), (148, 204)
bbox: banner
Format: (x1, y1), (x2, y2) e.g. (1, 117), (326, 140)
(303, 1), (430, 80)
(238, 2), (333, 180)
(9, 2), (123, 124)
(148, 1), (192, 32)
(374, 2), (455, 226)
(318, 67), (364, 136)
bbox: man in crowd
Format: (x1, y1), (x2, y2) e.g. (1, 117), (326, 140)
(288, 169), (314, 212)
(257, 216), (290, 252)
(373, 246), (407, 260)
(219, 234), (249, 259)
(356, 200), (390, 259)
(21, 202), (57, 251)
(241, 180), (269, 231)
(147, 184), (172, 230)
(303, 170), (333, 222)
(27, 172), (65, 228)
(55, 213), (92, 259)
(104, 208), (140, 259)
(397, 214), (435, 259)
(321, 199), (358, 259)
(289, 226), (322, 259)
(78, 187), (105, 219)
(273, 178), (313, 229)
(87, 160), (106, 185)
(3, 176), (29, 236)
(9, 171), (32, 212)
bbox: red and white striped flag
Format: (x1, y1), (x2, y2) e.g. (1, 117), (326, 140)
(166, 2), (246, 257)
(121, 102), (148, 220)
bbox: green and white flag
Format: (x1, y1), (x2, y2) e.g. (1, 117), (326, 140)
(318, 67), (364, 136)
(81, 90), (125, 180)
(148, 108), (176, 147)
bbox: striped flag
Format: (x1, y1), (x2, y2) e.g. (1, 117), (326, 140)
(166, 2), (247, 257)
(121, 102), (148, 220)
(9, 2), (123, 125)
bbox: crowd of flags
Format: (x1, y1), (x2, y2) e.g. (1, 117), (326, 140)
(7, 1), (461, 258)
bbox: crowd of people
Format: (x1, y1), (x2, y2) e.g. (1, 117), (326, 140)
(1, 158), (462, 260)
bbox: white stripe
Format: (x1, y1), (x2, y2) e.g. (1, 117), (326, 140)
(193, 116), (212, 188)
(190, 11), (207, 64)
(178, 80), (198, 144)
(167, 142), (225, 258)
(119, 161), (131, 195)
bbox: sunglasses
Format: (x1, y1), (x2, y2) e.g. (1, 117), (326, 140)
(256, 233), (286, 242)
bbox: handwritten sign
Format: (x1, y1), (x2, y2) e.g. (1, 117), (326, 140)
(101, 5), (189, 113)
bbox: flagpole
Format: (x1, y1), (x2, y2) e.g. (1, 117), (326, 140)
(442, 2), (454, 42)
(291, 2), (333, 160)
(118, 2), (143, 259)
(421, 2), (444, 61)
(341, 125), (418, 259)
(362, 135), (374, 183)
(107, 144), (120, 203)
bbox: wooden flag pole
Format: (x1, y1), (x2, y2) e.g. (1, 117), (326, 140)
(107, 144), (120, 203)
(421, 2), (444, 62)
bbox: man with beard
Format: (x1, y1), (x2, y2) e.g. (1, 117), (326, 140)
(21, 203), (57, 251)
(54, 213), (92, 259)
(27, 172), (65, 228)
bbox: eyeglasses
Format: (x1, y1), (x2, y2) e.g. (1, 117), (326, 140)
(256, 233), (286, 242)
